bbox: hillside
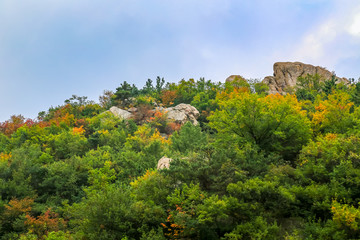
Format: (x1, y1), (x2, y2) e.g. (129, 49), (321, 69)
(1, 69), (360, 239)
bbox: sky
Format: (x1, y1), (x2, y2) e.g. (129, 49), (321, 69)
(1, 0), (360, 121)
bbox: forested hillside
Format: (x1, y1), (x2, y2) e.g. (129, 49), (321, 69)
(2, 75), (360, 239)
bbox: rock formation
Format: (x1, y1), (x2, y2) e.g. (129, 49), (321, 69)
(165, 103), (200, 125)
(157, 156), (173, 170)
(109, 106), (132, 120)
(262, 62), (348, 94)
(109, 104), (200, 126)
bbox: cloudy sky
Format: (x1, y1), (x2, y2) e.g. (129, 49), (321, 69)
(1, 0), (360, 121)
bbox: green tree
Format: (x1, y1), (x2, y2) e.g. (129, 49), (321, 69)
(295, 74), (324, 102)
(170, 122), (207, 154)
(322, 75), (337, 96)
(209, 92), (311, 161)
(66, 184), (135, 240)
(155, 76), (165, 95)
(113, 81), (139, 106)
(350, 81), (360, 106)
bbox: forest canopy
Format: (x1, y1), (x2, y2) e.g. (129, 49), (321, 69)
(1, 76), (360, 239)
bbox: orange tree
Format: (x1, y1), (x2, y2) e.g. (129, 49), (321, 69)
(209, 92), (311, 161)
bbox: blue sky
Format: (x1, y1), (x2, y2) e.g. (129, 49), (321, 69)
(1, 0), (360, 121)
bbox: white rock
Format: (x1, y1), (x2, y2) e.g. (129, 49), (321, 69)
(109, 106), (132, 120)
(165, 103), (200, 125)
(157, 156), (173, 170)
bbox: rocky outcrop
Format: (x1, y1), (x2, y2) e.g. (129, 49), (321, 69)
(262, 62), (348, 94)
(165, 104), (200, 126)
(109, 106), (132, 120)
(157, 156), (172, 170)
(109, 104), (200, 126)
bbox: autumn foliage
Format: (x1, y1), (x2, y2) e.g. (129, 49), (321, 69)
(160, 90), (177, 107)
(4, 197), (34, 218)
(25, 209), (67, 239)
(2, 76), (360, 239)
(0, 115), (35, 136)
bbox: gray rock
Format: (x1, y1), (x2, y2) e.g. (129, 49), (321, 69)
(157, 156), (172, 170)
(109, 106), (132, 120)
(165, 103), (200, 125)
(110, 103), (200, 125)
(154, 106), (164, 111)
(262, 62), (349, 94)
(127, 107), (138, 113)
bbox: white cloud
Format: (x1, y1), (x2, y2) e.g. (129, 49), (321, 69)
(293, 20), (338, 62)
(348, 13), (360, 37)
(289, 1), (360, 71)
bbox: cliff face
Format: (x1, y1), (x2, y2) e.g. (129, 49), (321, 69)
(262, 62), (348, 94)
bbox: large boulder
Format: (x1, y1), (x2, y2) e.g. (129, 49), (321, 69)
(157, 156), (173, 170)
(165, 103), (200, 125)
(109, 106), (132, 120)
(262, 62), (348, 94)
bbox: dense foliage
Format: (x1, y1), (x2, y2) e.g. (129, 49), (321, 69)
(1, 75), (360, 239)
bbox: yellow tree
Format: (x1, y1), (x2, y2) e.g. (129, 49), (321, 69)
(312, 90), (354, 134)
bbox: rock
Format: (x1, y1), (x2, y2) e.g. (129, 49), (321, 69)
(127, 107), (137, 113)
(157, 156), (172, 170)
(109, 106), (132, 120)
(165, 103), (200, 125)
(262, 62), (349, 94)
(154, 106), (164, 112)
(110, 104), (200, 125)
(225, 75), (245, 83)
